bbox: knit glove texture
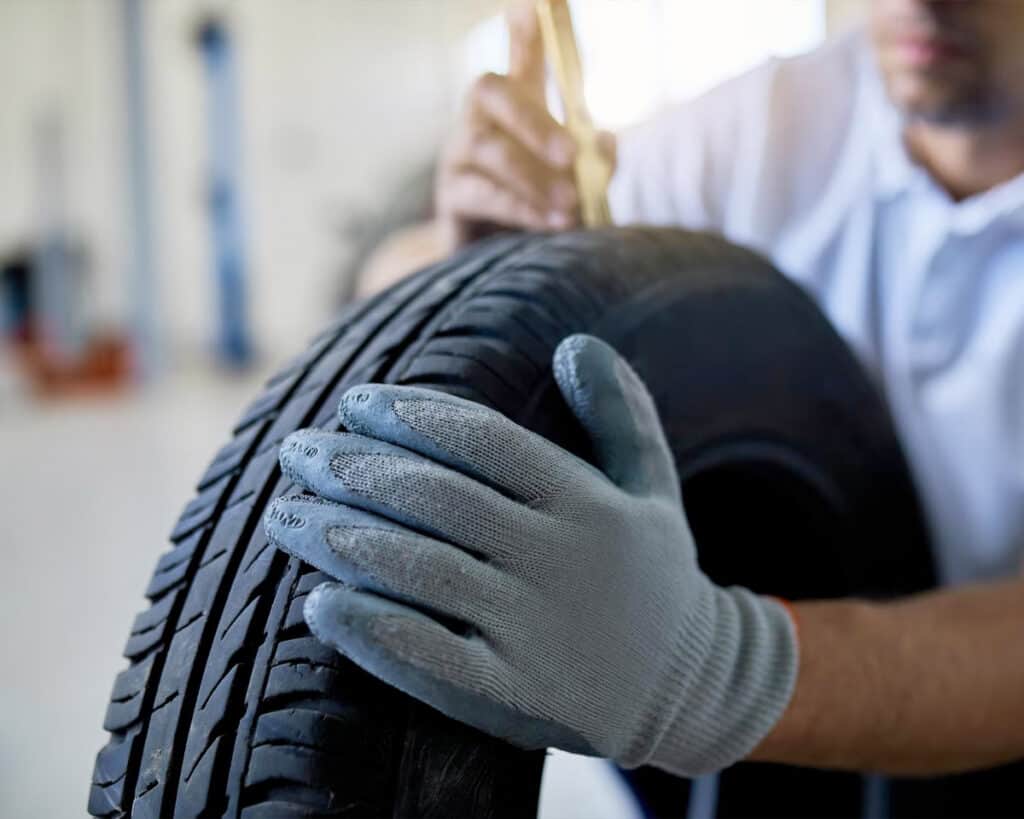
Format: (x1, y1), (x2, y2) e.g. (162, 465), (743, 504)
(264, 334), (798, 776)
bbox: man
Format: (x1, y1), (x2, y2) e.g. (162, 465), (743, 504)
(264, 0), (1024, 778)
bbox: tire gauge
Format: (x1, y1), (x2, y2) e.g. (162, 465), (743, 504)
(535, 0), (613, 228)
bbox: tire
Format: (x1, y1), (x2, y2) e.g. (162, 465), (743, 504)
(90, 227), (937, 819)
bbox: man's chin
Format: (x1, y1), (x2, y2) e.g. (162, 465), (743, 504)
(891, 79), (1002, 127)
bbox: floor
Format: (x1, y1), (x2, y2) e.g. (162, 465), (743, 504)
(0, 361), (641, 818)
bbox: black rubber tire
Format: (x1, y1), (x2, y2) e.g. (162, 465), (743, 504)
(90, 228), (938, 819)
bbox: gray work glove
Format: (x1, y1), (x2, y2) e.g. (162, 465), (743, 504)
(264, 334), (798, 776)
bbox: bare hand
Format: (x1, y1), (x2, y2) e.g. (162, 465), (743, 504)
(436, 3), (615, 250)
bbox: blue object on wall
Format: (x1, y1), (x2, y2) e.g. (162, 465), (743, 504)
(198, 18), (252, 367)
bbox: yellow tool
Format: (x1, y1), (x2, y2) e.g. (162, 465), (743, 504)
(535, 0), (613, 228)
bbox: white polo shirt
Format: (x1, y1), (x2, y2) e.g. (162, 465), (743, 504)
(610, 30), (1024, 583)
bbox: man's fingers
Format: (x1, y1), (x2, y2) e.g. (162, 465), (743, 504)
(506, 2), (546, 96)
(470, 73), (575, 169)
(450, 123), (578, 215)
(264, 498), (508, 626)
(438, 58), (582, 246)
(440, 169), (571, 232)
(277, 428), (540, 559)
(337, 383), (591, 504)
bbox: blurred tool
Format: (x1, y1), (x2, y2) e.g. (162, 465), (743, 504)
(197, 17), (253, 369)
(535, 0), (612, 228)
(2, 110), (135, 398)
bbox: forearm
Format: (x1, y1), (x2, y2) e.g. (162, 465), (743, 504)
(750, 578), (1024, 775)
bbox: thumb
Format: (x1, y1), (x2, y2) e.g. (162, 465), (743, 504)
(553, 334), (678, 497)
(506, 1), (546, 99)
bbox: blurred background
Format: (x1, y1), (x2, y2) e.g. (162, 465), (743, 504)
(0, 1), (860, 816)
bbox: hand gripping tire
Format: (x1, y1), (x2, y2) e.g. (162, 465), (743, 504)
(89, 229), (1014, 818)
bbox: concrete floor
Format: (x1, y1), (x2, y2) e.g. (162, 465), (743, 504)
(0, 364), (640, 818)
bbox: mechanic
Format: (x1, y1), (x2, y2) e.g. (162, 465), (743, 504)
(263, 0), (1024, 778)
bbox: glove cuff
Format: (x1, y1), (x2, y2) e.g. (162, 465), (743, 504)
(642, 587), (799, 777)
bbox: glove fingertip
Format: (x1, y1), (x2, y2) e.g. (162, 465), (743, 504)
(338, 383), (462, 441)
(552, 333), (592, 384)
(337, 383), (388, 431)
(552, 333), (675, 493)
(304, 583), (432, 663)
(278, 428), (320, 484)
(304, 581), (347, 636)
(552, 334), (618, 406)
(262, 496), (302, 544)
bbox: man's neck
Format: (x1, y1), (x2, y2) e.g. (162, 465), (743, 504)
(904, 117), (1024, 202)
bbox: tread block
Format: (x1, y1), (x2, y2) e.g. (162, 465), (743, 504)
(466, 293), (567, 343)
(217, 581), (265, 640)
(104, 654), (157, 731)
(149, 524), (203, 574)
(399, 354), (517, 408)
(197, 422), (265, 490)
(234, 375), (302, 435)
(182, 666), (239, 784)
(194, 630), (252, 712)
(109, 652), (157, 702)
(92, 730), (138, 786)
(177, 735), (226, 819)
(272, 638), (344, 672)
(174, 502), (253, 625)
(244, 740), (394, 810)
(281, 595), (308, 633)
(293, 568), (327, 596)
(240, 535), (275, 579)
(267, 330), (338, 386)
(128, 588), (177, 635)
(145, 549), (195, 600)
(253, 708), (362, 755)
(87, 781), (125, 818)
(129, 773), (165, 819)
(170, 474), (232, 542)
(447, 292), (565, 340)
(123, 589), (181, 659)
(227, 449), (282, 508)
(244, 745), (344, 790)
(420, 335), (540, 391)
(263, 664), (349, 706)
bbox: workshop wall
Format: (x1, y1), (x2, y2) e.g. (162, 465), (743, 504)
(0, 0), (501, 378)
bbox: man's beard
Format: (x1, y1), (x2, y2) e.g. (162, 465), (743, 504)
(903, 84), (1010, 128)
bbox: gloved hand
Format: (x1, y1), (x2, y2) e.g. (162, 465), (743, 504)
(263, 334), (798, 776)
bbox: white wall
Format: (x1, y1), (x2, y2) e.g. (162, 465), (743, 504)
(0, 0), (501, 373)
